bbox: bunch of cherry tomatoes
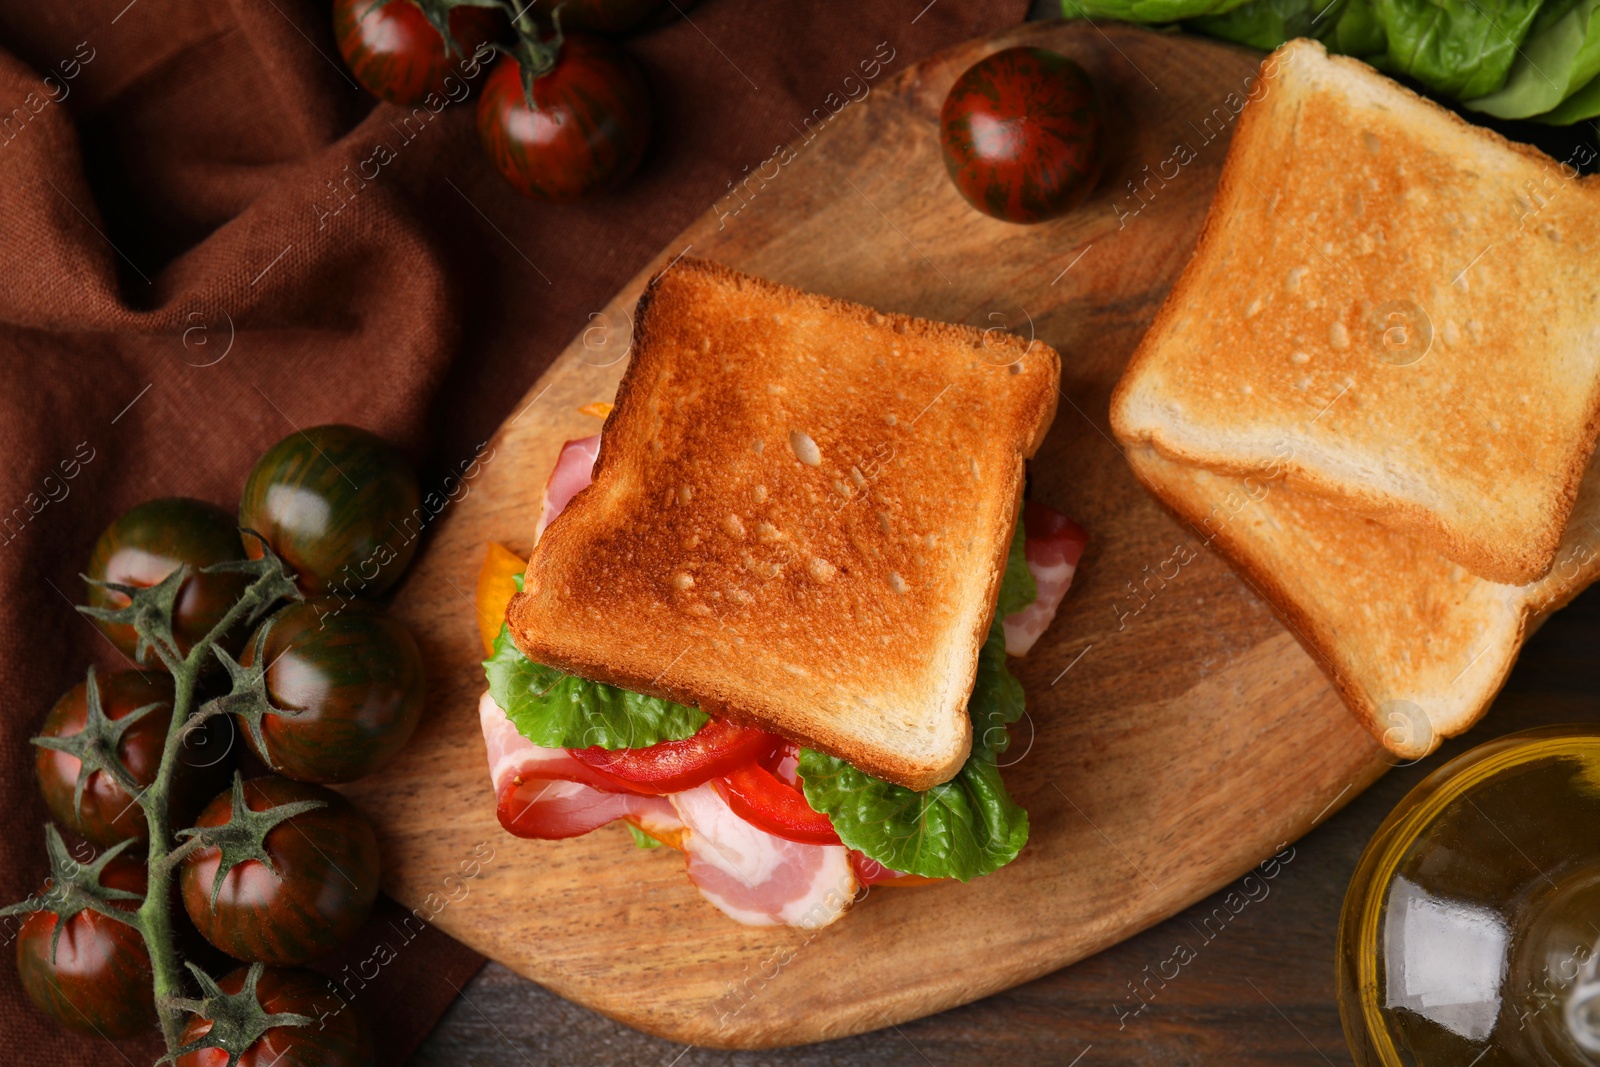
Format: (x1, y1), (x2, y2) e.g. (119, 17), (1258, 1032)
(15, 425), (425, 1065)
(333, 0), (671, 200)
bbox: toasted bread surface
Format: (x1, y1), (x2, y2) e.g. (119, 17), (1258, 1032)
(1110, 38), (1600, 585)
(507, 259), (1060, 790)
(1125, 445), (1600, 758)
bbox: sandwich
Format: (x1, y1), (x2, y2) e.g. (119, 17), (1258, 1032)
(1111, 38), (1600, 587)
(1111, 39), (1600, 755)
(476, 259), (1087, 927)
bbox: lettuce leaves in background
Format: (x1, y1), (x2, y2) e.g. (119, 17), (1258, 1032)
(1186, 0), (1346, 50)
(1375, 0), (1545, 98)
(1062, 0), (1600, 123)
(1468, 0), (1600, 118)
(1543, 69), (1600, 121)
(1061, 0), (1256, 17)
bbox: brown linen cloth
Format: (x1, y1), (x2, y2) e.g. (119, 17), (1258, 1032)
(0, 0), (1027, 1062)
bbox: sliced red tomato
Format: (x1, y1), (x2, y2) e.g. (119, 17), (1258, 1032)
(714, 763), (841, 846)
(1024, 500), (1089, 566)
(568, 719), (778, 795)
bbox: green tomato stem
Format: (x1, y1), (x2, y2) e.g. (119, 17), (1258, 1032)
(132, 570), (287, 1052)
(137, 660), (194, 1050)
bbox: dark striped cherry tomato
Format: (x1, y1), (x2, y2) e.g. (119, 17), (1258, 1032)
(35, 671), (171, 846)
(476, 35), (651, 201)
(239, 425), (420, 599)
(176, 965), (375, 1067)
(181, 777), (380, 965)
(16, 852), (155, 1038)
(86, 497), (252, 664)
(239, 598), (424, 784)
(333, 0), (503, 106)
(939, 47), (1104, 224)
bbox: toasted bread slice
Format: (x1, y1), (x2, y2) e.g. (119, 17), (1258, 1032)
(1110, 38), (1600, 586)
(1125, 444), (1600, 758)
(507, 259), (1060, 790)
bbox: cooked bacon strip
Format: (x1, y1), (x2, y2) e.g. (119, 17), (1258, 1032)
(480, 690), (680, 840)
(670, 784), (857, 928)
(1003, 501), (1089, 657)
(535, 434), (602, 542)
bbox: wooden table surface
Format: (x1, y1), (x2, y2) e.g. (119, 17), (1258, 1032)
(408, 586), (1598, 1067)
(407, 4), (1600, 1061)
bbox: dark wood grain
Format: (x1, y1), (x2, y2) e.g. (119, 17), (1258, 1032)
(410, 587), (1599, 1065)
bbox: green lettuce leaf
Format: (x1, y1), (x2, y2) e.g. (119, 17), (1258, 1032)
(1322, 0), (1390, 56)
(798, 620), (1029, 881)
(1539, 67), (1600, 120)
(1467, 0), (1600, 117)
(624, 823), (663, 849)
(1376, 0), (1545, 98)
(483, 619), (707, 750)
(996, 505), (1038, 620)
(1062, 0), (1255, 17)
(1064, 0), (1598, 118)
(1187, 0), (1342, 50)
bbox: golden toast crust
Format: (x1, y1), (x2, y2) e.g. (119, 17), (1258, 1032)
(508, 259), (1060, 789)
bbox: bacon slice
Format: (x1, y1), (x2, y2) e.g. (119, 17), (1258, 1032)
(480, 690), (680, 840)
(535, 434), (602, 543)
(1003, 501), (1089, 657)
(670, 784), (857, 928)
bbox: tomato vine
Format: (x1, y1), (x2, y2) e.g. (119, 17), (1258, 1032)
(4, 531), (308, 1057)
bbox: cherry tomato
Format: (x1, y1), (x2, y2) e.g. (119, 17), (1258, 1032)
(176, 965), (375, 1067)
(715, 763), (842, 845)
(85, 497), (252, 664)
(568, 719), (778, 795)
(239, 425), (420, 599)
(238, 598), (424, 784)
(333, 0), (502, 105)
(181, 777), (380, 965)
(552, 0), (669, 33)
(15, 852), (155, 1038)
(476, 35), (651, 201)
(35, 671), (170, 846)
(939, 46), (1104, 223)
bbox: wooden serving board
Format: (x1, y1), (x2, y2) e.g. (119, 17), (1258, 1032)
(343, 21), (1390, 1049)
